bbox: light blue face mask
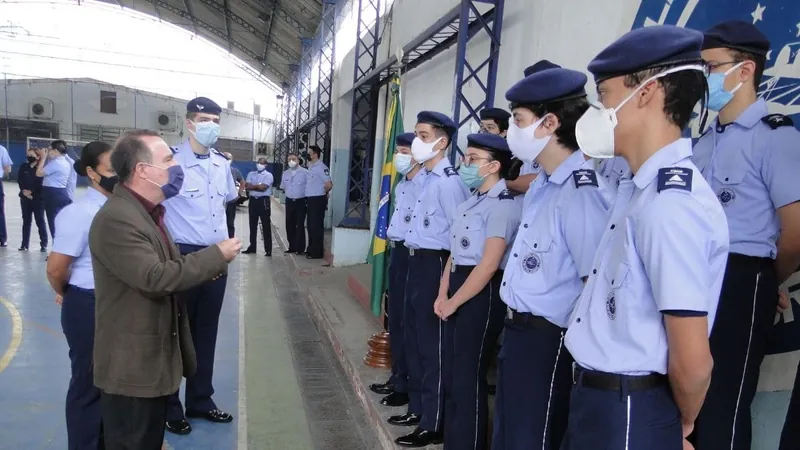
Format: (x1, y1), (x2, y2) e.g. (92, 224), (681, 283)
(192, 121), (221, 147)
(458, 163), (486, 189)
(706, 62), (744, 112)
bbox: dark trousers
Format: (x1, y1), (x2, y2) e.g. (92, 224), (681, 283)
(693, 254), (778, 450)
(388, 243), (410, 394)
(404, 250), (448, 431)
(225, 201), (237, 238)
(167, 243), (228, 420)
(285, 197), (307, 252)
(0, 181), (6, 243)
(780, 359), (800, 450)
(442, 268), (506, 450)
(248, 196), (272, 252)
(492, 318), (572, 450)
(43, 186), (72, 238)
(305, 195), (326, 258)
(61, 285), (103, 450)
(20, 196), (48, 248)
(560, 371), (682, 450)
(101, 393), (166, 450)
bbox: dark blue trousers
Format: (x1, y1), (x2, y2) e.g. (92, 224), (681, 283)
(492, 317), (573, 450)
(780, 359), (800, 450)
(404, 250), (448, 431)
(43, 186), (72, 239)
(20, 196), (48, 249)
(560, 370), (682, 450)
(442, 267), (505, 450)
(167, 243), (228, 420)
(0, 181), (7, 243)
(248, 196), (272, 252)
(61, 285), (103, 450)
(388, 242), (410, 394)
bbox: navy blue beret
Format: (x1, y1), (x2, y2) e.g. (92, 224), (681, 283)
(523, 59), (561, 77)
(702, 20), (770, 57)
(416, 111), (457, 137)
(466, 133), (510, 153)
(187, 97), (222, 115)
(396, 132), (415, 147)
(505, 67), (587, 105)
(588, 25), (704, 83)
(479, 108), (511, 122)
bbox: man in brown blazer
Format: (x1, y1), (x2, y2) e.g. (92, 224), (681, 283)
(89, 130), (242, 449)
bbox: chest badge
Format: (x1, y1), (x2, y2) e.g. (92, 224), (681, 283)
(423, 217), (431, 228)
(522, 253), (541, 274)
(717, 188), (736, 206)
(404, 214), (412, 223)
(460, 237), (470, 249)
(606, 291), (617, 320)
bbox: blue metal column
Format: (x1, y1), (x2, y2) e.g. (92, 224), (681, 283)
(286, 64), (299, 160)
(273, 92), (285, 166)
(341, 0), (381, 228)
(298, 38), (314, 128)
(315, 0), (337, 167)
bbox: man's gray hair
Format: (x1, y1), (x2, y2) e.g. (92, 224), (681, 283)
(111, 130), (161, 183)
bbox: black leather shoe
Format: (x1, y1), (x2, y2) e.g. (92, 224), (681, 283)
(186, 408), (233, 423)
(381, 392), (409, 407)
(0, 241), (6, 247)
(242, 247), (256, 254)
(284, 249), (296, 254)
(265, 252), (272, 257)
(387, 412), (420, 427)
(40, 246), (47, 253)
(165, 419), (192, 435)
(18, 246), (27, 251)
(395, 428), (443, 447)
(369, 381), (394, 395)
(488, 384), (497, 395)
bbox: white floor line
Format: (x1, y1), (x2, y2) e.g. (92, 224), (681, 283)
(237, 210), (248, 450)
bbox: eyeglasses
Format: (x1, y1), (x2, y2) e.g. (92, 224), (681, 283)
(461, 154), (493, 165)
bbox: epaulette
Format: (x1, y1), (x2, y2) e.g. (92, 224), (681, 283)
(762, 114), (794, 130)
(572, 169), (599, 188)
(213, 149), (230, 160)
(498, 189), (515, 200)
(444, 166), (458, 177)
(170, 146), (178, 155)
(657, 167), (692, 193)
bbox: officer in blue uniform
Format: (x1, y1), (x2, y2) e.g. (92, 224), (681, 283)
(370, 132), (425, 407)
(479, 108), (510, 137)
(164, 97), (238, 434)
(390, 111), (469, 447)
(562, 26), (729, 450)
(0, 143), (12, 247)
(36, 142), (73, 239)
(691, 21), (800, 450)
(594, 156), (630, 191)
(243, 157), (274, 256)
(17, 148), (48, 252)
(46, 141), (117, 450)
(493, 67), (612, 450)
(305, 145), (332, 259)
(434, 133), (521, 450)
(280, 153), (308, 253)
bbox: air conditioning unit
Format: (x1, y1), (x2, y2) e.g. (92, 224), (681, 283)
(30, 98), (54, 120)
(157, 112), (180, 132)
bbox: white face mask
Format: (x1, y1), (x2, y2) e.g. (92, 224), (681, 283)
(411, 137), (443, 164)
(394, 153), (414, 175)
(256, 163), (266, 171)
(576, 64), (706, 159)
(288, 160), (298, 169)
(506, 116), (552, 164)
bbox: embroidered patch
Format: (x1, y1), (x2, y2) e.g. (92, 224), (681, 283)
(606, 291), (617, 320)
(423, 217), (431, 228)
(762, 114), (794, 129)
(444, 166), (458, 177)
(522, 253), (541, 274)
(170, 146), (178, 155)
(657, 167), (693, 193)
(324, 168), (330, 175)
(498, 189), (515, 200)
(572, 169), (599, 188)
(460, 237), (470, 249)
(194, 152), (210, 159)
(404, 214), (412, 223)
(532, 162), (540, 170)
(717, 188), (736, 206)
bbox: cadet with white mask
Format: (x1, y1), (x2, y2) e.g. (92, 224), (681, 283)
(243, 157), (274, 256)
(280, 153), (308, 254)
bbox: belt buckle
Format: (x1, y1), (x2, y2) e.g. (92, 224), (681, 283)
(409, 248), (415, 256)
(389, 240), (395, 249)
(572, 362), (578, 384)
(506, 308), (513, 320)
(451, 263), (456, 273)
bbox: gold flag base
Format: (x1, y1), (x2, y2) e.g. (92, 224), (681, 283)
(364, 330), (392, 369)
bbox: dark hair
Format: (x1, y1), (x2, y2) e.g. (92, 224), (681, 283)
(623, 64), (707, 130)
(186, 112), (199, 121)
(487, 117), (509, 133)
(111, 130), (161, 183)
(75, 141), (112, 176)
(51, 140), (67, 154)
(308, 145), (322, 157)
(728, 49), (765, 90)
(509, 97), (590, 151)
(472, 147), (512, 179)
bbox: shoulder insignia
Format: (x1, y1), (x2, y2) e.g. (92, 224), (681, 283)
(657, 167), (693, 193)
(323, 167), (330, 175)
(444, 166), (458, 177)
(572, 169), (599, 188)
(170, 146), (178, 155)
(762, 114), (794, 130)
(498, 189), (515, 200)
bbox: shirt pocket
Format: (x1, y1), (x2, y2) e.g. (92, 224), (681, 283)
(456, 215), (484, 254)
(603, 259), (631, 321)
(712, 165), (745, 207)
(516, 232), (553, 277)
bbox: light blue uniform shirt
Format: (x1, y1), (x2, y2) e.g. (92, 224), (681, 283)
(52, 187), (108, 290)
(281, 167), (308, 199)
(163, 141), (238, 246)
(501, 151), (612, 327)
(0, 145), (11, 171)
(450, 179), (522, 270)
(65, 155), (77, 200)
(693, 99), (800, 259)
(387, 171), (427, 242)
(42, 155), (71, 188)
(596, 156), (630, 191)
(519, 159), (541, 176)
(246, 169), (274, 198)
(306, 160), (331, 197)
(405, 158), (470, 251)
(565, 139), (729, 375)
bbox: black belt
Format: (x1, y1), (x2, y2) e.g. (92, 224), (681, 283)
(728, 252), (773, 270)
(451, 264), (504, 278)
(408, 248), (450, 258)
(389, 240), (404, 249)
(573, 365), (667, 392)
(506, 309), (562, 331)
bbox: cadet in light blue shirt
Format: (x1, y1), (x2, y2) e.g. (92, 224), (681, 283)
(281, 153), (309, 253)
(434, 133), (521, 450)
(562, 26), (729, 450)
(692, 21), (800, 449)
(46, 141), (117, 450)
(494, 65), (612, 450)
(0, 143), (12, 247)
(304, 145), (332, 259)
(243, 157), (274, 256)
(595, 156), (630, 190)
(390, 111), (468, 448)
(65, 153), (77, 201)
(36, 140), (73, 239)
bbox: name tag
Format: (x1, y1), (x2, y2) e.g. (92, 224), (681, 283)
(185, 188), (200, 193)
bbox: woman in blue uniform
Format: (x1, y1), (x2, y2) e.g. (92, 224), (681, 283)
(433, 133), (522, 450)
(36, 143), (73, 238)
(46, 141), (116, 450)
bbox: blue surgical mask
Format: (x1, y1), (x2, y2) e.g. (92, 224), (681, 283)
(191, 121), (220, 148)
(458, 163), (485, 189)
(706, 62), (744, 112)
(145, 164), (185, 199)
(394, 153), (414, 175)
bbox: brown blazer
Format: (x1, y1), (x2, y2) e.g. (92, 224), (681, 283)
(89, 186), (228, 398)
